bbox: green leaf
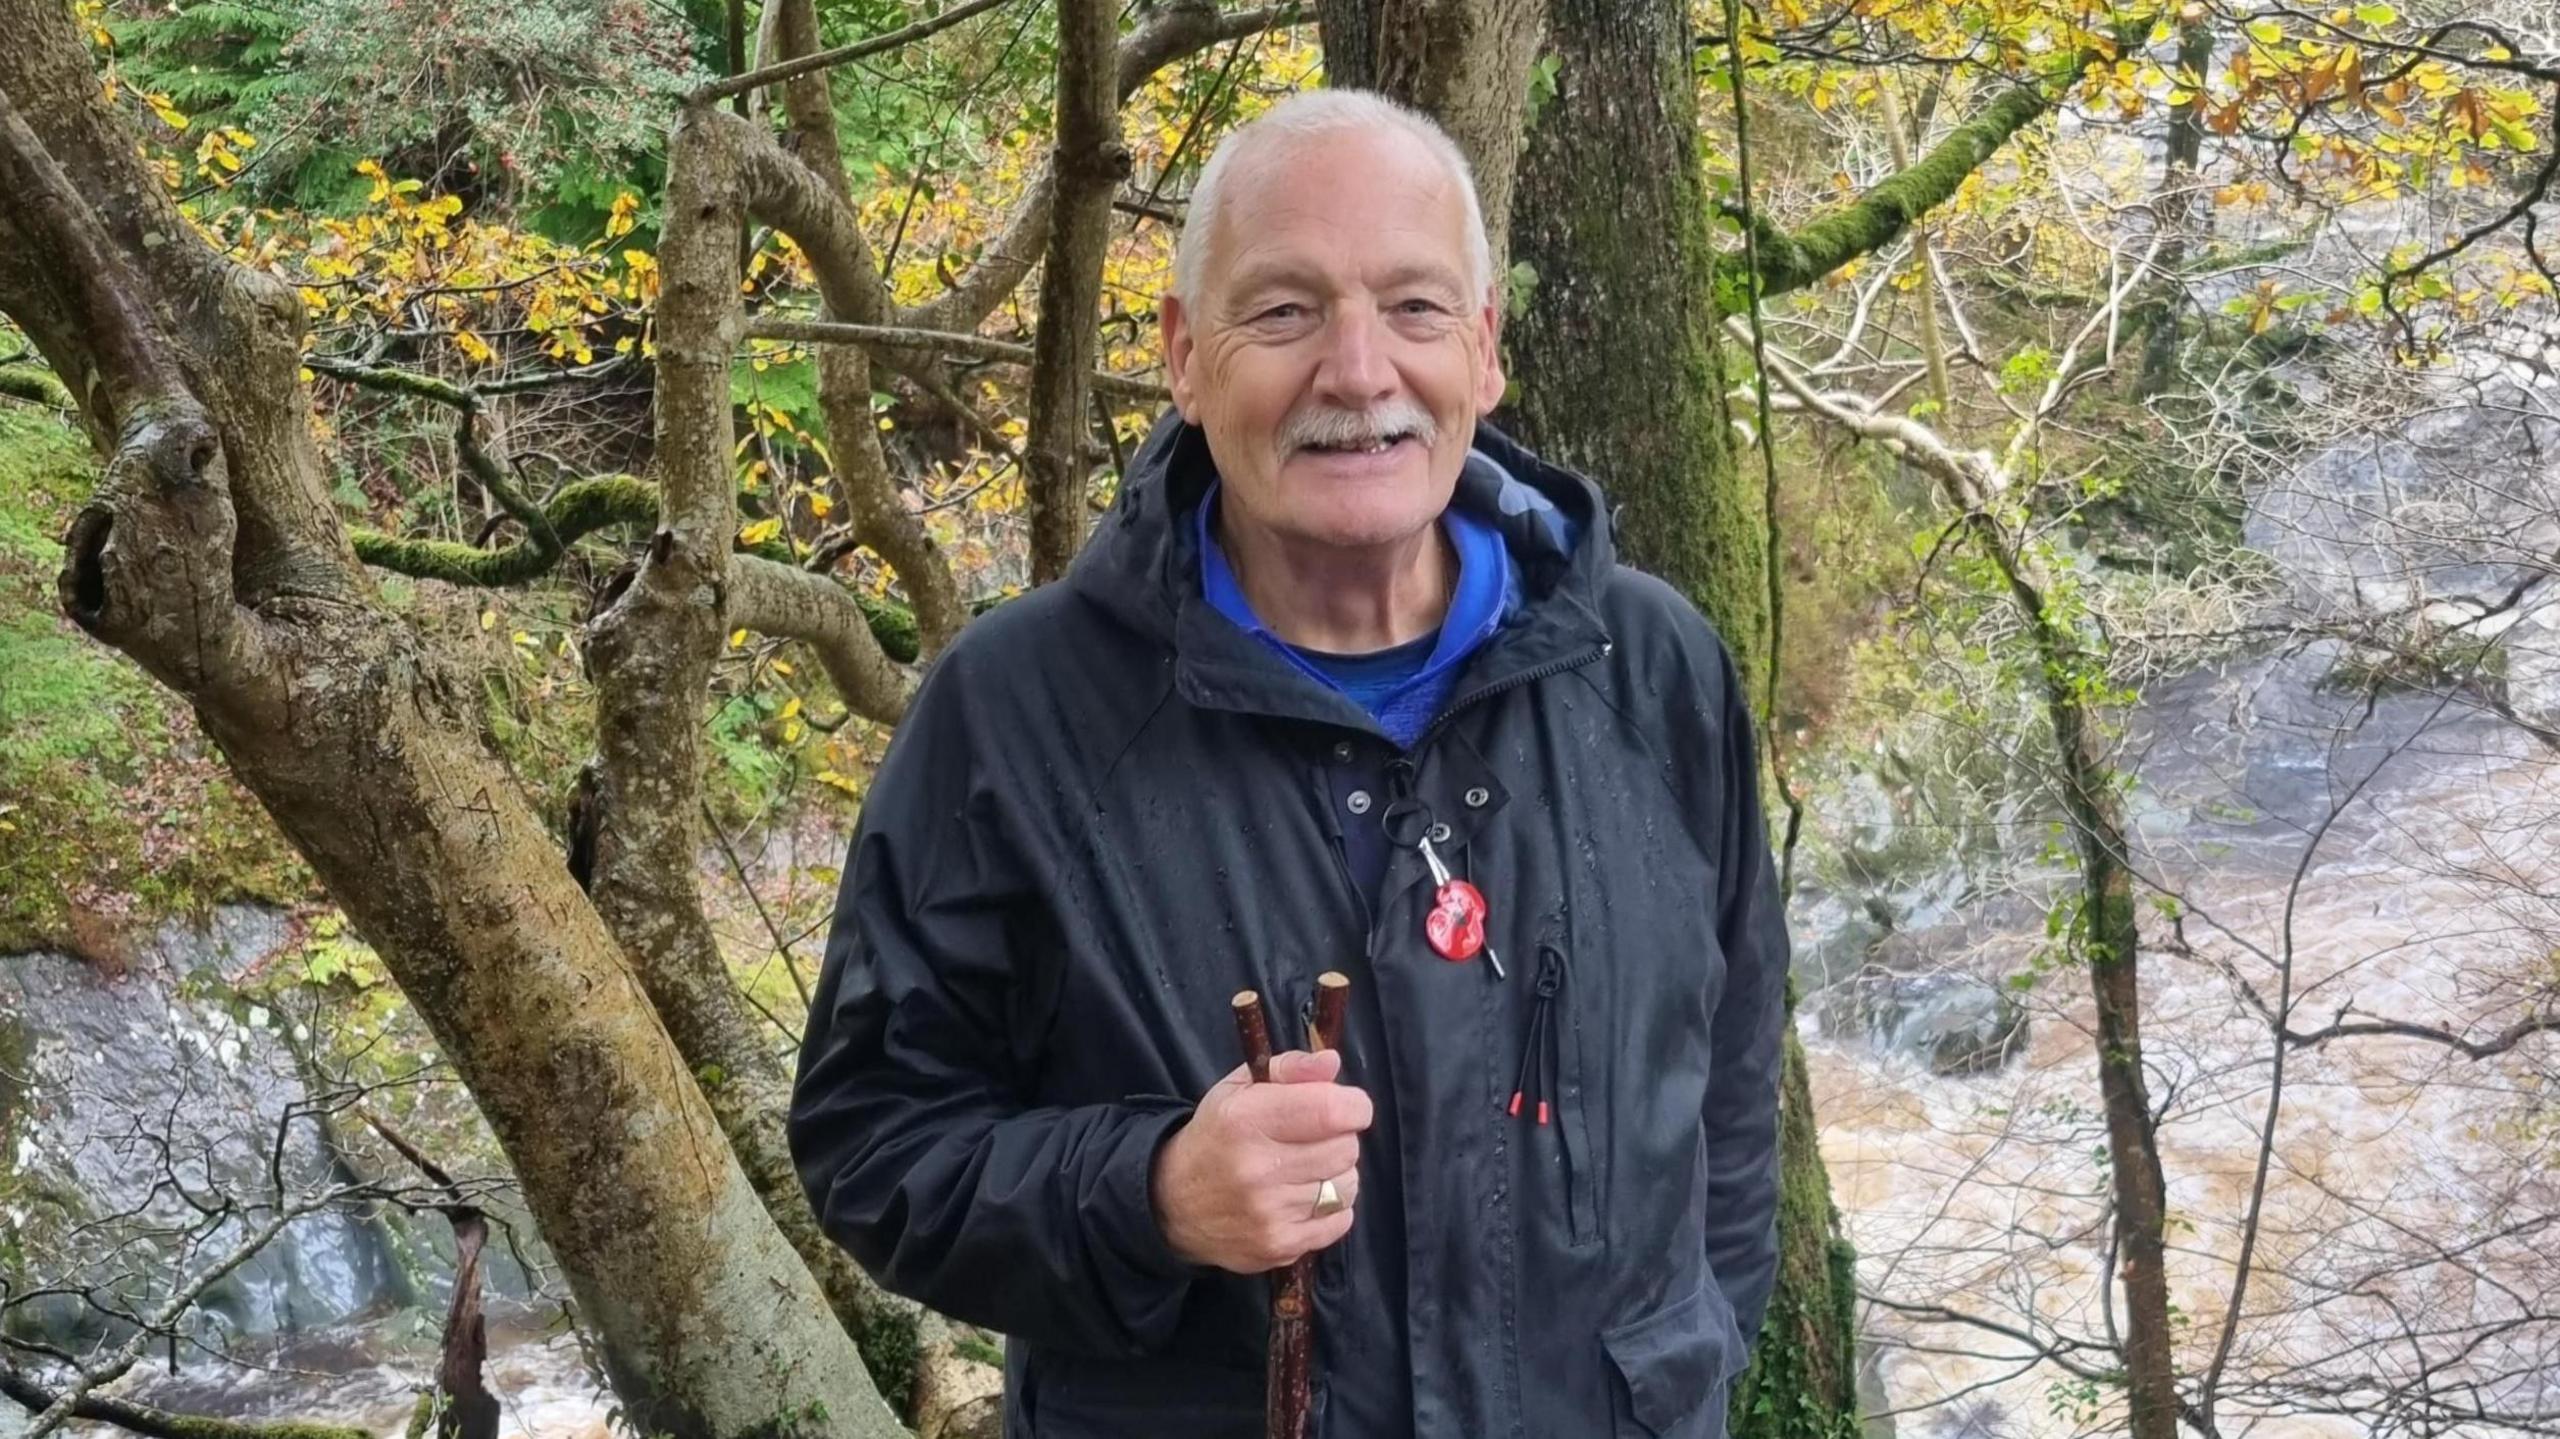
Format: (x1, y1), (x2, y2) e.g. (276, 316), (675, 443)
(2353, 2), (2397, 25)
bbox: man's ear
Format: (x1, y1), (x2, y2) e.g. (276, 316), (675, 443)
(1474, 285), (1506, 416)
(1161, 293), (1198, 421)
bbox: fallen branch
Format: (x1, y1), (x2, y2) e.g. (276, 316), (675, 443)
(0, 1368), (369, 1439)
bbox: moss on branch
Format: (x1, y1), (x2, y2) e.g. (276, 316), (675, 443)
(349, 475), (923, 662)
(1730, 78), (2063, 301)
(0, 366), (68, 408)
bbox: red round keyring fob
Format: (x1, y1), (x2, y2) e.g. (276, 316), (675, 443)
(1426, 879), (1488, 961)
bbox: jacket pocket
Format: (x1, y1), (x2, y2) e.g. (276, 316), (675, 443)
(1517, 942), (1597, 1245)
(1602, 1281), (1742, 1437)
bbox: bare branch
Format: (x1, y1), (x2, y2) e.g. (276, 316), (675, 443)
(903, 2), (1309, 338)
(689, 0), (1022, 106)
(0, 1366), (370, 1439)
(745, 317), (1168, 402)
(729, 553), (916, 723)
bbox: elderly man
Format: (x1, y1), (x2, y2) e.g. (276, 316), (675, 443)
(790, 89), (1789, 1438)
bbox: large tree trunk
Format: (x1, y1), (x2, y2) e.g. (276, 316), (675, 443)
(1502, 0), (1772, 672)
(1321, 2), (1863, 1432)
(0, 7), (902, 1437)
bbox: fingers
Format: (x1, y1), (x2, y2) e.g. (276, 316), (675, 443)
(1262, 1133), (1361, 1185)
(1273, 1205), (1357, 1265)
(1265, 1048), (1343, 1085)
(1230, 1168), (1361, 1271)
(1244, 1079), (1373, 1144)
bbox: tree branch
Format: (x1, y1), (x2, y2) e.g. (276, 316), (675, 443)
(728, 553), (916, 722)
(0, 79), (265, 693)
(688, 0), (1023, 105)
(350, 475), (650, 585)
(714, 57), (971, 658)
(305, 354), (632, 413)
(1025, 0), (1122, 582)
(2282, 1002), (2558, 1060)
(0, 1367), (369, 1439)
(1729, 74), (2065, 300)
(902, 2), (1306, 338)
(745, 318), (1167, 402)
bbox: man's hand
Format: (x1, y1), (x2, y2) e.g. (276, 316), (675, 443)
(1152, 1048), (1371, 1273)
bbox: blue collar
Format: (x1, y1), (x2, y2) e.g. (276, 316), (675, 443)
(1194, 469), (1515, 699)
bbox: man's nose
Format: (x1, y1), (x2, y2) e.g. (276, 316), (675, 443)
(1310, 307), (1396, 407)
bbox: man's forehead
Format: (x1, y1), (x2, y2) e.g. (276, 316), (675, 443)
(1223, 251), (1469, 297)
(1205, 133), (1471, 298)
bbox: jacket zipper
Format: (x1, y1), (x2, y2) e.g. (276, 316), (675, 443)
(1412, 642), (1612, 755)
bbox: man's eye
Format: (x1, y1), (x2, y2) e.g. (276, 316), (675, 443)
(1396, 299), (1445, 316)
(1257, 303), (1303, 322)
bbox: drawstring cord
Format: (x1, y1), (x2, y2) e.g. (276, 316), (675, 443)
(1508, 945), (1565, 1124)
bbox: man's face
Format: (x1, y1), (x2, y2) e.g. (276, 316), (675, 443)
(1161, 128), (1505, 552)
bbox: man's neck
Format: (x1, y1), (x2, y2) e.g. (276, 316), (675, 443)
(1216, 506), (1454, 655)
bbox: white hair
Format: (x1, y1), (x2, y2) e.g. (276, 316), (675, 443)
(1171, 89), (1493, 312)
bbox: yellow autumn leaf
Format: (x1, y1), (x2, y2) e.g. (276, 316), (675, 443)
(740, 517), (784, 546)
(728, 628), (749, 648)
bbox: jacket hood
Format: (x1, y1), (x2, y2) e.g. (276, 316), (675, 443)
(1066, 409), (1618, 647)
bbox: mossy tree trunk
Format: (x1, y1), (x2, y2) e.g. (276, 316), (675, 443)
(1501, 0), (1769, 681)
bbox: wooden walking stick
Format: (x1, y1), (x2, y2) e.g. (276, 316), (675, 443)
(1230, 973), (1352, 1439)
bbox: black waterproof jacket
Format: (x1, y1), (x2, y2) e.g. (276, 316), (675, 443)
(790, 412), (1791, 1438)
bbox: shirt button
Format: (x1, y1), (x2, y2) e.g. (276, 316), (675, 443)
(1463, 786), (1491, 808)
(1347, 790), (1373, 815)
(1332, 741), (1355, 763)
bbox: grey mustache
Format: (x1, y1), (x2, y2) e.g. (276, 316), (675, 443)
(1281, 402), (1439, 451)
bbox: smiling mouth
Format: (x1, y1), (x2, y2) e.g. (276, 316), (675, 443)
(1298, 434), (1418, 457)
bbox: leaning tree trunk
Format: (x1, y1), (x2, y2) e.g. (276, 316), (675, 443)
(1501, 3), (1859, 1434)
(0, 7), (902, 1437)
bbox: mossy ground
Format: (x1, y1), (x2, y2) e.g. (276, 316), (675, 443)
(0, 407), (312, 958)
